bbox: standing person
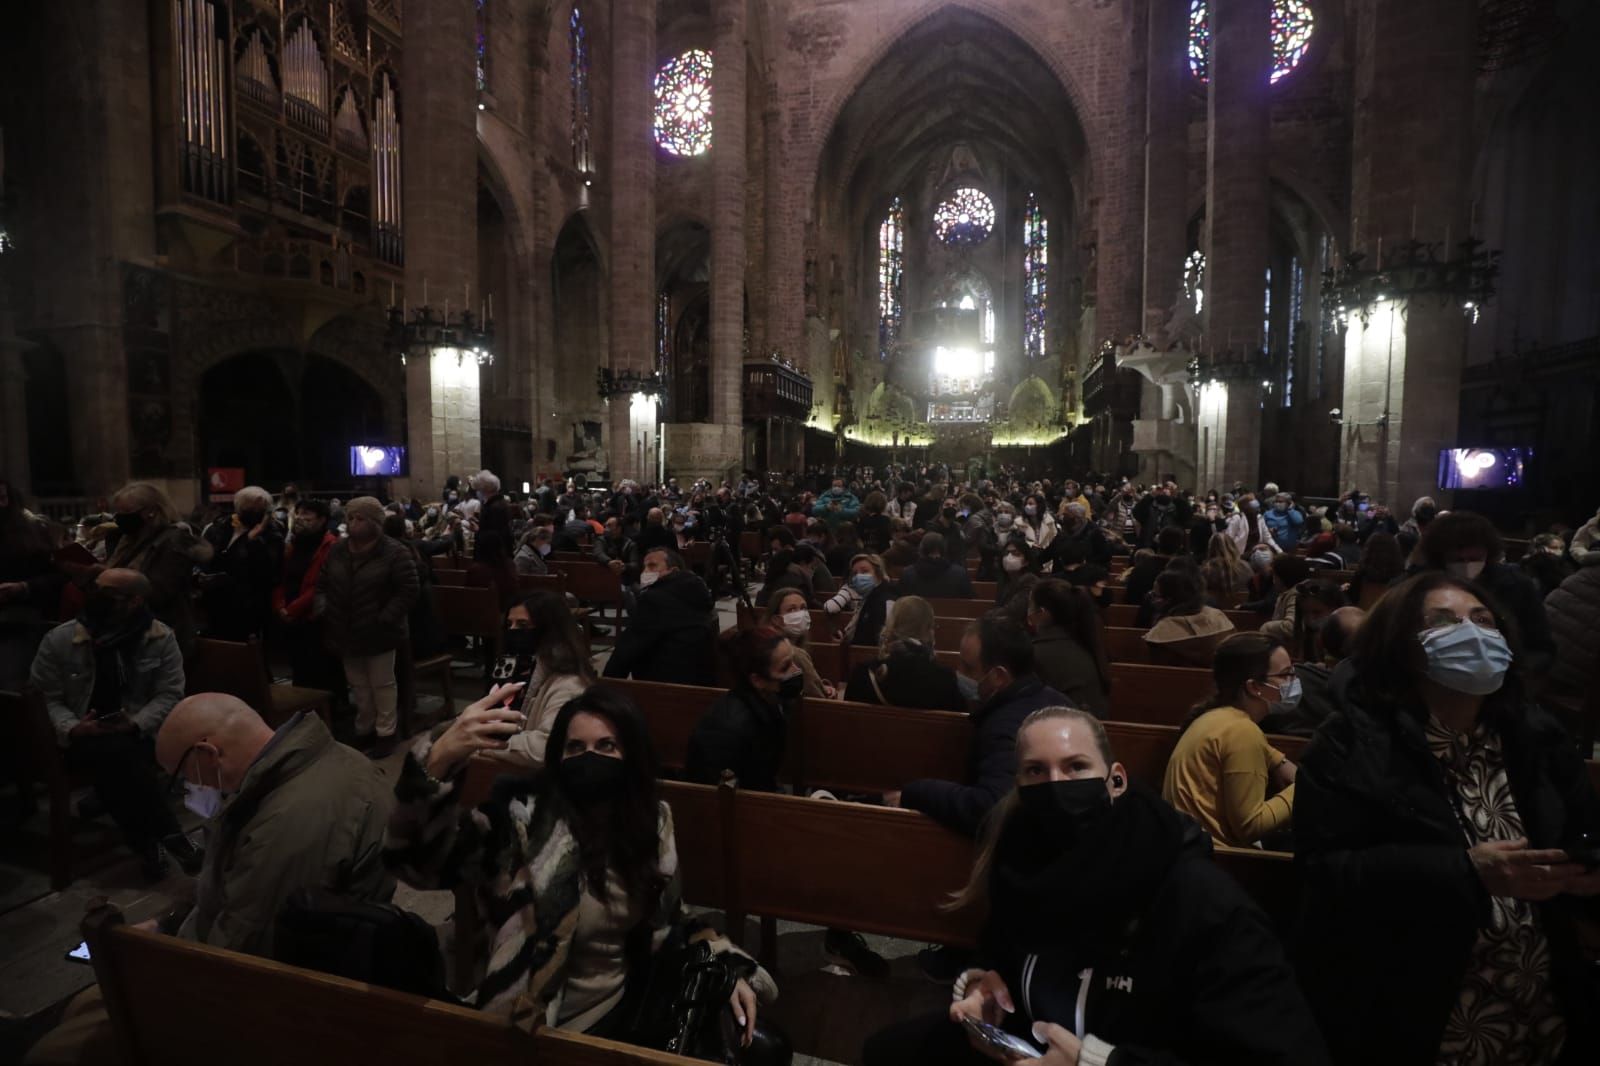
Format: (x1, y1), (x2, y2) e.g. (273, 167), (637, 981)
(317, 496), (418, 757)
(199, 485), (284, 640)
(1162, 633), (1298, 848)
(105, 481), (214, 657)
(1024, 579), (1111, 719)
(272, 498), (342, 697)
(857, 491), (892, 553)
(1132, 482), (1191, 549)
(30, 569), (196, 879)
(1294, 573), (1600, 1065)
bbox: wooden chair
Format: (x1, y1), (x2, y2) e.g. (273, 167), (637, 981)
(187, 637), (332, 728)
(432, 569), (467, 587)
(80, 902), (695, 1066)
(430, 585), (504, 679)
(4, 687), (94, 889)
(1107, 662), (1215, 726)
(560, 561), (627, 632)
(922, 597), (991, 620)
(401, 637), (456, 727)
(1213, 845), (1298, 932)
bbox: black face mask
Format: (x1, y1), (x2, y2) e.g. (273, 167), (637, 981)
(776, 672), (804, 700)
(559, 750), (628, 804)
(82, 591), (124, 632)
(1017, 776), (1113, 851)
(114, 512), (145, 538)
(503, 626), (538, 657)
(237, 510), (265, 529)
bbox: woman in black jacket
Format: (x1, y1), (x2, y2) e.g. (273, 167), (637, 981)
(843, 595), (965, 711)
(684, 626), (800, 792)
(1024, 579), (1111, 718)
(864, 705), (1327, 1066)
(1295, 572), (1600, 1066)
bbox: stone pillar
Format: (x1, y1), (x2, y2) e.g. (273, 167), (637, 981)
(0, 330), (30, 499)
(607, 0), (658, 484)
(402, 0), (480, 497)
(1200, 0), (1272, 492)
(1340, 0), (1475, 507)
(1143, 0), (1190, 331)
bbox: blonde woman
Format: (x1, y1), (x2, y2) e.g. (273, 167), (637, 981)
(106, 481), (213, 655)
(842, 595), (965, 710)
(765, 586), (835, 698)
(1200, 532), (1254, 602)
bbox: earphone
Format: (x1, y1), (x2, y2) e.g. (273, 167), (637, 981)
(1111, 773), (1125, 788)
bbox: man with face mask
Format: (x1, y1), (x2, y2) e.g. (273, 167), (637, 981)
(812, 477), (862, 522)
(602, 548), (717, 685)
(30, 568), (194, 879)
(200, 485), (285, 640)
(1131, 482), (1192, 550)
(897, 618), (1068, 838)
(865, 706), (1327, 1066)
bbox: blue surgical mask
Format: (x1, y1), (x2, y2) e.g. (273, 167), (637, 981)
(1271, 676), (1303, 712)
(850, 573), (878, 595)
(956, 673), (981, 702)
(1421, 622), (1513, 696)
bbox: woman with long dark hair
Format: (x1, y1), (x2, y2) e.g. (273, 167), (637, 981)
(492, 590), (598, 771)
(1141, 568), (1236, 667)
(1161, 633), (1298, 847)
(1024, 579), (1111, 718)
(1295, 572), (1600, 1065)
(685, 626), (801, 792)
(385, 684), (775, 1045)
(1348, 530), (1403, 607)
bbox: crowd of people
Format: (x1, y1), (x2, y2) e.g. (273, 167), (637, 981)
(3, 462), (1599, 1066)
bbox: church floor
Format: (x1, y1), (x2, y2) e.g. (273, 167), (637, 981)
(0, 591), (943, 1065)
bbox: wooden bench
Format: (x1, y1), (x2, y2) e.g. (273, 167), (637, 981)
(79, 902), (696, 1066)
(432, 568), (467, 587)
(515, 573), (565, 598)
(834, 643), (962, 685)
(971, 580), (998, 601)
(4, 686), (95, 889)
(431, 585), (504, 678)
(558, 561), (627, 631)
(428, 553), (462, 573)
(922, 596), (992, 620)
(1104, 626), (1153, 664)
(1108, 662), (1214, 725)
(933, 615), (975, 651)
(187, 637), (333, 728)
(1102, 604), (1261, 631)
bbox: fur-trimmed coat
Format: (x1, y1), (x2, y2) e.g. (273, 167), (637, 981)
(383, 738), (775, 1032)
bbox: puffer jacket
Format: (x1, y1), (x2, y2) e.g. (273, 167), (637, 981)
(1545, 563), (1600, 698)
(316, 535), (419, 657)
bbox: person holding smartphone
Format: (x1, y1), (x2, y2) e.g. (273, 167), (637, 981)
(863, 705), (1326, 1066)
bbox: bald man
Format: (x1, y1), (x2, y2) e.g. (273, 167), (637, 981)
(156, 693), (394, 957)
(30, 567), (192, 880)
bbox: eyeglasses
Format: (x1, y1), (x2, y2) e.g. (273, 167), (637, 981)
(164, 744), (199, 796)
(1263, 669), (1297, 683)
(1422, 608), (1498, 632)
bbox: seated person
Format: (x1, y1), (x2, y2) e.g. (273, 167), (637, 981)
(1260, 605), (1364, 737)
(897, 617), (1066, 837)
(30, 568), (195, 880)
(1281, 578), (1345, 661)
(1123, 526), (1185, 606)
(897, 533), (974, 600)
(820, 553), (894, 647)
(1024, 579), (1111, 718)
(1162, 633), (1298, 848)
(864, 705), (1328, 1066)
(1142, 568), (1236, 667)
(591, 515), (640, 585)
(491, 590), (597, 771)
(602, 548), (716, 685)
(844, 595), (966, 711)
(1295, 573), (1600, 1065)
(513, 519), (556, 576)
(386, 684), (776, 1044)
(766, 586), (834, 698)
(685, 627), (800, 792)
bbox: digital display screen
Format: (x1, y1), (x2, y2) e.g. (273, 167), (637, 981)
(350, 445), (407, 477)
(1437, 448), (1530, 491)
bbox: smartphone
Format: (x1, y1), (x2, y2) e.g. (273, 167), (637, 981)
(1566, 832), (1600, 871)
(65, 940), (92, 964)
(960, 1016), (1042, 1060)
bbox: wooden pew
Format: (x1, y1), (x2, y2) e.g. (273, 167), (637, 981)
(971, 580), (998, 601)
(1103, 626), (1153, 664)
(559, 560), (627, 630)
(834, 643), (963, 685)
(603, 678), (718, 773)
(933, 615), (975, 651)
(1108, 662), (1214, 726)
(431, 584), (504, 667)
(1213, 845), (1297, 931)
(1102, 603), (1262, 632)
(80, 903), (695, 1066)
(432, 568), (467, 587)
(922, 596), (992, 620)
(515, 573), (564, 597)
(792, 698), (970, 794)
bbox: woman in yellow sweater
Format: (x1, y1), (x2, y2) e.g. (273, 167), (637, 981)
(1162, 632), (1299, 847)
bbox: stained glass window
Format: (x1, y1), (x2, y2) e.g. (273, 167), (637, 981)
(1024, 193), (1048, 360)
(1263, 266), (1273, 353)
(934, 187), (995, 247)
(1183, 250), (1206, 314)
(476, 0), (488, 93)
(654, 49), (714, 156)
(1188, 0), (1315, 84)
(878, 197), (905, 360)
(570, 6), (591, 170)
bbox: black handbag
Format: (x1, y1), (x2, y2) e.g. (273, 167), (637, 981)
(620, 932), (791, 1066)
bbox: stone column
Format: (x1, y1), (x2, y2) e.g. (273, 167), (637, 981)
(1200, 0), (1272, 492)
(402, 0), (480, 497)
(1143, 0), (1190, 330)
(1340, 0), (1475, 508)
(704, 0), (747, 472)
(607, 0), (657, 484)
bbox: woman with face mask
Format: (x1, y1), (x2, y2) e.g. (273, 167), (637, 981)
(489, 591), (598, 771)
(764, 587), (834, 698)
(1294, 573), (1600, 1065)
(843, 595), (965, 711)
(1415, 510), (1556, 678)
(1017, 495), (1057, 552)
(820, 553), (895, 648)
(387, 685), (778, 1050)
(1162, 633), (1298, 847)
(104, 481), (214, 656)
(686, 627), (803, 793)
(863, 705), (1328, 1066)
(994, 537), (1036, 608)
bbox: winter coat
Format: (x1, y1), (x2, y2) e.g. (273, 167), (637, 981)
(200, 516), (285, 640)
(811, 488), (862, 523)
(843, 646), (967, 712)
(184, 713), (394, 958)
(1262, 507), (1305, 551)
(975, 786), (1328, 1066)
(106, 522), (213, 656)
(272, 533), (337, 623)
(1030, 624), (1110, 718)
(896, 557), (974, 600)
(32, 616), (184, 745)
(1294, 689), (1600, 1065)
(901, 675), (1067, 837)
(316, 535), (419, 657)
(601, 570), (716, 685)
(1545, 563), (1600, 699)
(685, 682), (788, 793)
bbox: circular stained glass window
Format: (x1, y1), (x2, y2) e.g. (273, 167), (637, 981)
(934, 187), (996, 247)
(1188, 0), (1315, 84)
(654, 49), (713, 156)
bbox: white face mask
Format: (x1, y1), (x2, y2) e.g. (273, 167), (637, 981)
(1002, 554), (1025, 573)
(1446, 560), (1486, 582)
(183, 750), (226, 820)
(780, 610), (811, 638)
(639, 569), (661, 587)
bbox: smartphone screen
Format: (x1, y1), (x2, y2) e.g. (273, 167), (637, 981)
(960, 1016), (1042, 1059)
(65, 940), (92, 964)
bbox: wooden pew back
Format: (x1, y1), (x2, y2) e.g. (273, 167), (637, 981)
(603, 678), (715, 773)
(793, 697), (970, 794)
(1108, 662), (1214, 725)
(835, 643), (962, 684)
(1103, 626), (1152, 664)
(922, 597), (992, 619)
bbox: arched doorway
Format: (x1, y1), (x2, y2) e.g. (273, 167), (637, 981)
(551, 213), (607, 465)
(656, 218), (711, 425)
